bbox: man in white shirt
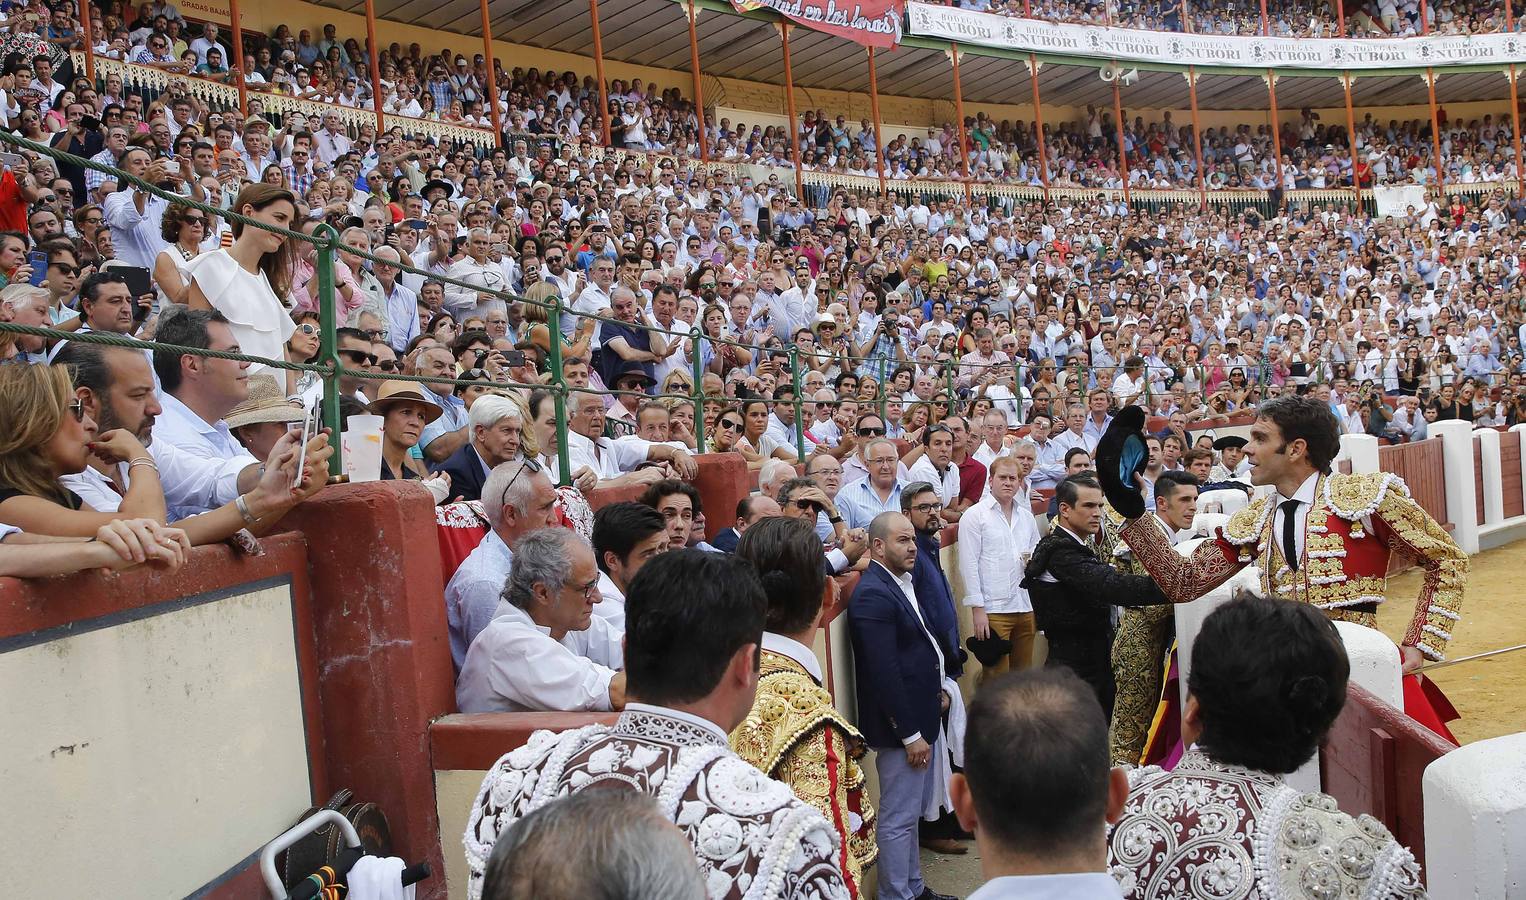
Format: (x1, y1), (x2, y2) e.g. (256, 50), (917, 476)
(568, 255), (614, 346)
(959, 456), (1042, 680)
(1027, 413), (1066, 490)
(805, 390), (844, 448)
(444, 460), (561, 672)
(590, 502), (670, 630)
(1109, 357), (1148, 407)
(1051, 404), (1096, 459)
(952, 669), (1127, 900)
(149, 312), (261, 519)
(906, 423), (964, 515)
(457, 528), (627, 714)
(102, 146), (170, 269)
(565, 392), (697, 488)
(313, 111), (353, 166)
(764, 385), (806, 457)
(972, 409), (1012, 469)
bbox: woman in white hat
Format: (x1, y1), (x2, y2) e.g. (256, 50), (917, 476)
(225, 373), (305, 461)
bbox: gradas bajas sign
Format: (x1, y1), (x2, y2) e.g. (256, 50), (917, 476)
(906, 1), (1526, 70)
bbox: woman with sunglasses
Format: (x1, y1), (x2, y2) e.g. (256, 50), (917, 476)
(707, 408), (756, 463)
(153, 202), (209, 308)
(0, 362), (167, 534)
(283, 310), (322, 397)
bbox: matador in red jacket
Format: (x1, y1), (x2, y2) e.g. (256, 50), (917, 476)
(1096, 397), (1466, 672)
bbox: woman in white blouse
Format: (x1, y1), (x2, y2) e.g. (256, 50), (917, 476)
(184, 183), (296, 371)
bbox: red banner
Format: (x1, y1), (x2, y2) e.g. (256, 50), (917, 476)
(731, 0), (904, 48)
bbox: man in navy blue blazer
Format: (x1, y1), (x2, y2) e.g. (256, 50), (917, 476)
(431, 395), (524, 503)
(847, 511), (956, 900)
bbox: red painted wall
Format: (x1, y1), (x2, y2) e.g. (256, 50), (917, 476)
(281, 481), (458, 899)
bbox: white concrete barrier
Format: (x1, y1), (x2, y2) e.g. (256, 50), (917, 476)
(1422, 732), (1526, 899)
(1332, 621), (1404, 709)
(1512, 424), (1526, 511)
(1430, 420), (1480, 554)
(1476, 428), (1504, 527)
(1196, 489), (1248, 517)
(1341, 433), (1381, 474)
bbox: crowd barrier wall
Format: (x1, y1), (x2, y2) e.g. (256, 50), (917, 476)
(0, 535), (326, 899)
(6, 449), (1518, 898)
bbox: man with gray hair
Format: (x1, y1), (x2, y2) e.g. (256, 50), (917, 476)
(480, 790), (703, 900)
(457, 527), (626, 712)
(758, 457), (796, 501)
(372, 245), (419, 353)
(0, 285), (51, 363)
(435, 394), (525, 504)
(446, 227), (510, 318)
(338, 226), (385, 327)
(837, 437), (908, 530)
(444, 460), (560, 672)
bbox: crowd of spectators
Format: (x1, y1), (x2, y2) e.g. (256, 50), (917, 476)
(1, 0), (1524, 580)
(5, 0), (1519, 195)
(960, 0), (1506, 38)
(0, 4), (1479, 898)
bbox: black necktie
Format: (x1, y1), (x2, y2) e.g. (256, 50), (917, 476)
(1280, 498), (1301, 571)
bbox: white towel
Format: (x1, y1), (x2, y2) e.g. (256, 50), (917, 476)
(346, 856), (414, 900)
(921, 676), (967, 821)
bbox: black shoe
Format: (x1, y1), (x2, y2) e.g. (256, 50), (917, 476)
(916, 889), (959, 900)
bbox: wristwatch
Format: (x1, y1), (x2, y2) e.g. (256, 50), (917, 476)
(828, 515), (843, 525)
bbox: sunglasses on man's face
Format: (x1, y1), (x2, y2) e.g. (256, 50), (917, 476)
(857, 426), (886, 437)
(340, 349), (377, 366)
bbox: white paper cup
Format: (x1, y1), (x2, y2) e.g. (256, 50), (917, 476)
(345, 414), (384, 482)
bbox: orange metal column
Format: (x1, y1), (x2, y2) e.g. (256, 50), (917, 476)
(868, 47), (888, 200)
(686, 0), (709, 161)
(1259, 0), (1282, 204)
(364, 0), (387, 136)
(1187, 67), (1206, 209)
(227, 0), (249, 117)
(1266, 72), (1284, 205)
(589, 0), (613, 146)
(1341, 73), (1360, 206)
(781, 22), (804, 198)
(480, 0), (502, 146)
(1419, 0), (1445, 191)
(950, 43), (972, 203)
(1112, 78), (1129, 204)
(1029, 54), (1049, 199)
(1507, 0), (1526, 196)
(77, 0), (94, 83)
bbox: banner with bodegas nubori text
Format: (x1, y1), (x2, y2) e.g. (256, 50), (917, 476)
(906, 1), (1526, 70)
(733, 0), (904, 48)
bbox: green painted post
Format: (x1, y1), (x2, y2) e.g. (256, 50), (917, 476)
(314, 223), (342, 478)
(789, 345), (806, 461)
(546, 295), (572, 487)
(690, 327), (706, 452)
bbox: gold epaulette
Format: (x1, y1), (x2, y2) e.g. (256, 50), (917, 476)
(1322, 471), (1409, 520)
(1103, 503), (1128, 528)
(731, 667), (867, 778)
(1222, 495), (1273, 546)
